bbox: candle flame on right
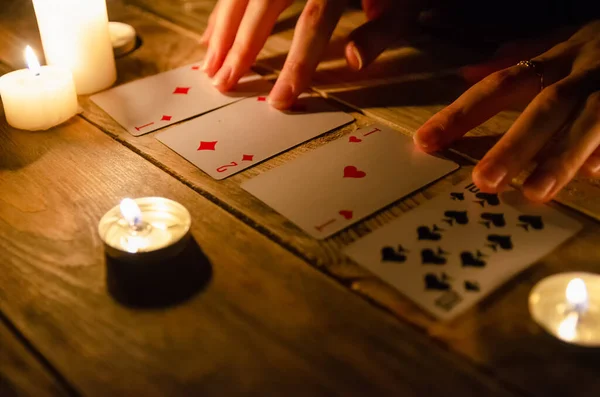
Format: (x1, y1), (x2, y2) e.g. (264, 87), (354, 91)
(566, 278), (588, 309)
(24, 46), (41, 76)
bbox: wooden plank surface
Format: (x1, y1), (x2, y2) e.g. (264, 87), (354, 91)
(0, 316), (72, 397)
(1, 1), (599, 396)
(0, 65), (516, 396)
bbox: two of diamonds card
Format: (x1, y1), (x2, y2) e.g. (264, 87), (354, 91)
(155, 94), (354, 180)
(90, 63), (272, 136)
(344, 179), (582, 320)
(242, 124), (459, 239)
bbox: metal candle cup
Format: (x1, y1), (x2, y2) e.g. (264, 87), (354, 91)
(529, 272), (600, 347)
(98, 197), (191, 263)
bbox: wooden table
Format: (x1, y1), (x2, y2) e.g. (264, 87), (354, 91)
(1, 1), (599, 396)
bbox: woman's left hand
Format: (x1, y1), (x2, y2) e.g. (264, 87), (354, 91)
(414, 20), (600, 202)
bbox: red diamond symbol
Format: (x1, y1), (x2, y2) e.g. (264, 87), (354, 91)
(191, 65), (200, 70)
(197, 141), (217, 151)
(242, 154), (254, 162)
(257, 96), (266, 102)
(161, 115), (172, 121)
(173, 86), (191, 95)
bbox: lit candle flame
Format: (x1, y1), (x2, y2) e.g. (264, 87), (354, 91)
(120, 198), (142, 228)
(566, 278), (589, 313)
(24, 46), (41, 76)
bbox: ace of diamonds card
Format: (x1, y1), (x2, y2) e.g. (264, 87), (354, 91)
(343, 179), (582, 320)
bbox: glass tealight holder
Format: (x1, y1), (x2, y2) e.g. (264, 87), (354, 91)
(98, 197), (191, 263)
(529, 272), (600, 347)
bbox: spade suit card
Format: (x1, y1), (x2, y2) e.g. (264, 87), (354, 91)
(343, 178), (582, 320)
(241, 124), (459, 239)
(156, 93), (354, 180)
(90, 62), (272, 136)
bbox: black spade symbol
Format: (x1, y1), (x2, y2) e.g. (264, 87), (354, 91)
(487, 234), (513, 250)
(518, 215), (544, 230)
(464, 280), (480, 292)
(381, 246), (407, 263)
(460, 250), (487, 267)
(443, 210), (469, 225)
(475, 192), (500, 206)
(450, 192), (465, 201)
(424, 273), (451, 291)
(417, 225), (442, 241)
(421, 248), (448, 265)
(480, 212), (506, 227)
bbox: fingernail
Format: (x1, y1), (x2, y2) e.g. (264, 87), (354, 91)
(346, 42), (363, 71)
(525, 173), (557, 201)
(475, 161), (508, 189)
(587, 156), (600, 174)
(413, 126), (442, 151)
(202, 51), (212, 72)
(212, 66), (232, 89)
(268, 83), (294, 109)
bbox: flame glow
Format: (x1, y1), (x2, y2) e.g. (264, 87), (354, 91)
(120, 198), (142, 228)
(566, 278), (588, 310)
(24, 46), (41, 76)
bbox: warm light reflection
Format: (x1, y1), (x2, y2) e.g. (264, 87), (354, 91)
(25, 46), (41, 76)
(120, 198), (142, 228)
(558, 312), (579, 341)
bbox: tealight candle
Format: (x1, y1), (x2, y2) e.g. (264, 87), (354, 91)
(0, 46), (78, 131)
(98, 197), (191, 262)
(32, 0), (116, 94)
(529, 272), (600, 347)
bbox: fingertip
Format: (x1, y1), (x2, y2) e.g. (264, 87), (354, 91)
(345, 42), (363, 71)
(472, 161), (508, 193)
(413, 125), (443, 152)
(268, 82), (295, 110)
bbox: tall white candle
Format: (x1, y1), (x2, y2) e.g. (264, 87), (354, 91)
(0, 46), (78, 131)
(32, 0), (116, 95)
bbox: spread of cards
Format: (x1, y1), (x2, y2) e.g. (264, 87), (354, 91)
(92, 62), (582, 320)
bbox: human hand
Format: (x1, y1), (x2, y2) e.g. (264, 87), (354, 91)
(201, 0), (421, 109)
(414, 20), (600, 203)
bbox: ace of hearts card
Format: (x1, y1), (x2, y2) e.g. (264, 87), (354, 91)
(343, 178), (582, 320)
(242, 123), (459, 239)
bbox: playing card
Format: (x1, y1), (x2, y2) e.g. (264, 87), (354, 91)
(343, 178), (582, 320)
(241, 123), (459, 239)
(155, 93), (354, 179)
(90, 62), (271, 136)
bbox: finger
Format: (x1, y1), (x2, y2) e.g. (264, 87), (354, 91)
(200, 2), (220, 46)
(203, 0), (249, 77)
(523, 91), (600, 201)
(579, 146), (600, 178)
(345, 3), (421, 70)
(473, 72), (591, 194)
(269, 0), (348, 109)
(414, 64), (541, 152)
(213, 0), (292, 91)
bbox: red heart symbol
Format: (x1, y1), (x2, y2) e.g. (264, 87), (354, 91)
(339, 210), (353, 220)
(348, 136), (362, 143)
(343, 166), (366, 178)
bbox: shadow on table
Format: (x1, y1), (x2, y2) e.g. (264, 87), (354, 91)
(105, 237), (212, 309)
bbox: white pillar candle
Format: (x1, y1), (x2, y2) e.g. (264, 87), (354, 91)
(0, 46), (78, 131)
(32, 0), (116, 95)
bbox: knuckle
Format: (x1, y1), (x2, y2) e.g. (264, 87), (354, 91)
(539, 84), (571, 109)
(229, 41), (252, 64)
(299, 0), (327, 30)
(485, 68), (520, 92)
(283, 58), (311, 80)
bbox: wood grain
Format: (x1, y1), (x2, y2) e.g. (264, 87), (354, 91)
(0, 316), (72, 397)
(0, 74), (516, 396)
(1, 1), (599, 396)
